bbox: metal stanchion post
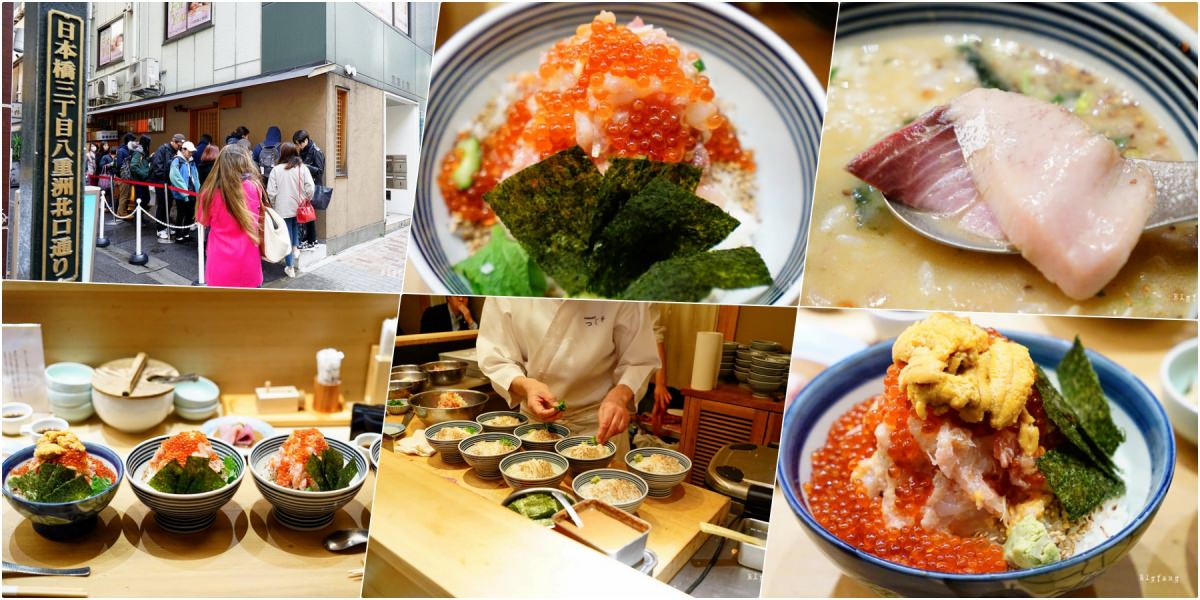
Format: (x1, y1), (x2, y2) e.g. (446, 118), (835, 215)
(129, 198), (149, 266)
(96, 189), (110, 248)
(194, 224), (206, 286)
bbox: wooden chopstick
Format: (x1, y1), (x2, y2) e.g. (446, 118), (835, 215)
(698, 521), (767, 547)
(2, 585), (88, 597)
(123, 352), (149, 397)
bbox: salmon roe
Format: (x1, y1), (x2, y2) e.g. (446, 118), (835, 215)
(273, 428), (329, 486)
(439, 13), (755, 225)
(804, 364), (1009, 574)
(159, 431), (211, 467)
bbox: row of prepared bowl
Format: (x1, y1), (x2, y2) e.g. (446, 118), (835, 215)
(2, 432), (367, 538)
(423, 416), (693, 514)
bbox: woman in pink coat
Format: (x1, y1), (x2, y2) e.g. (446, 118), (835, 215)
(195, 145), (264, 288)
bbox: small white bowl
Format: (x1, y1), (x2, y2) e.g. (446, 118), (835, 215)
(22, 417), (70, 443)
(868, 310), (931, 340)
(44, 362), (94, 394)
(1161, 338), (1197, 445)
(92, 388), (174, 432)
(174, 403), (220, 422)
(48, 388), (93, 408)
(354, 432), (382, 452)
(2, 403), (33, 436)
(174, 377), (220, 407)
(52, 402), (95, 424)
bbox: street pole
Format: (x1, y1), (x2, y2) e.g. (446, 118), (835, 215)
(129, 197), (147, 265)
(95, 188), (109, 247)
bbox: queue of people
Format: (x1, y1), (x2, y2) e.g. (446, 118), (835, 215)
(90, 123), (327, 288)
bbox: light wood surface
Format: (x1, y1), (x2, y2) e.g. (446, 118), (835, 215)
(362, 415), (731, 596)
(761, 309), (1199, 598)
(2, 417), (373, 597)
(394, 330), (478, 348)
(219, 393), (354, 427)
(1, 282), (401, 401)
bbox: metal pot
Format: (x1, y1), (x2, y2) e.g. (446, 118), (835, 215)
(400, 389), (488, 428)
(420, 360), (468, 386)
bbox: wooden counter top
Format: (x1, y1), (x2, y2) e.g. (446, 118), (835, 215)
(761, 310), (1199, 598)
(2, 416), (372, 597)
(395, 330), (478, 347)
(363, 416), (730, 596)
(682, 383), (785, 413)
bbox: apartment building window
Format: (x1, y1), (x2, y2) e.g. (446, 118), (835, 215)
(97, 16), (125, 68)
(359, 2), (410, 36)
(335, 87), (348, 177)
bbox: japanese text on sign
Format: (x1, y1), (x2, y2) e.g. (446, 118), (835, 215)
(41, 10), (85, 281)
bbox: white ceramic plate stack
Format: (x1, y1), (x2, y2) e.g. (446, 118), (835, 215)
(174, 377), (221, 421)
(44, 363), (96, 424)
(747, 351), (790, 398)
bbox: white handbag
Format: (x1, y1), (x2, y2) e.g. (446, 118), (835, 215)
(259, 203), (292, 264)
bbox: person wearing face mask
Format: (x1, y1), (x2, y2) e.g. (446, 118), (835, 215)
(150, 133), (186, 241)
(419, 296), (479, 333)
(169, 141), (200, 242)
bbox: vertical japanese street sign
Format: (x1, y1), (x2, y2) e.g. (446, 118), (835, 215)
(40, 10), (85, 281)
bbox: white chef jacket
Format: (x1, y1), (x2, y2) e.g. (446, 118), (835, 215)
(477, 298), (660, 437)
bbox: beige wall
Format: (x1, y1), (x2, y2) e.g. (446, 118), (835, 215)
(321, 75), (386, 251)
(158, 75), (327, 146)
(733, 306), (797, 350)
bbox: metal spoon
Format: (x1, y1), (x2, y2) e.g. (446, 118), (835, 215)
(550, 491), (584, 529)
(884, 158), (1198, 254)
(2, 561), (90, 577)
(147, 372), (199, 384)
(322, 528), (370, 552)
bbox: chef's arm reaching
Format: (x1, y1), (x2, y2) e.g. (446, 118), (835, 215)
(511, 376), (561, 421)
(596, 384), (634, 444)
(477, 300), (532, 406)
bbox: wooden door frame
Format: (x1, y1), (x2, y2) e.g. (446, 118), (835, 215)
(188, 103), (219, 143)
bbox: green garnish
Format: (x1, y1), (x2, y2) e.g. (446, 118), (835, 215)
(453, 224), (548, 297)
(1057, 337), (1124, 456)
(148, 455), (231, 494)
(829, 66), (838, 81)
(621, 247), (772, 302)
(304, 448), (359, 491)
(555, 401), (566, 412)
(480, 146), (773, 300)
(465, 426), (478, 434)
(387, 398), (406, 406)
(632, 454), (644, 463)
(7, 463), (104, 503)
(507, 493), (562, 521)
(851, 184), (890, 233)
(1072, 90), (1096, 115)
(500, 439), (515, 447)
(693, 59), (706, 73)
(957, 43), (1009, 91)
(223, 455), (239, 484)
(1109, 136), (1129, 151)
(451, 137), (482, 190)
(590, 476), (601, 485)
(590, 176), (739, 296)
(1037, 447), (1124, 520)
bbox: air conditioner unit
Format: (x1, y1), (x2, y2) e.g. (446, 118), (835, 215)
(97, 75), (119, 99)
(130, 58), (161, 96)
(87, 81), (101, 104)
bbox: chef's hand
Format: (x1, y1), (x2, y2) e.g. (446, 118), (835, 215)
(596, 385), (633, 445)
(511, 376), (560, 421)
(653, 371), (671, 417)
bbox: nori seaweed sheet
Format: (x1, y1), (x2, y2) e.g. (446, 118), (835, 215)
(621, 247), (772, 301)
(484, 146), (604, 295)
(589, 176), (739, 296)
(1057, 337), (1124, 456)
(593, 158), (702, 243)
(1035, 366), (1117, 477)
(1037, 447), (1124, 521)
(148, 455), (228, 494)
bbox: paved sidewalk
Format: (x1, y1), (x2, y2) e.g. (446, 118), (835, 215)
(90, 209), (409, 292)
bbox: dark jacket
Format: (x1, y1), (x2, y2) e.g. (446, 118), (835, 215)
(149, 143), (176, 182)
(114, 145), (130, 171)
(253, 126), (282, 164)
(298, 141), (326, 187)
(197, 160), (214, 186)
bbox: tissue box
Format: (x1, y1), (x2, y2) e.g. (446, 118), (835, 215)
(255, 385), (304, 413)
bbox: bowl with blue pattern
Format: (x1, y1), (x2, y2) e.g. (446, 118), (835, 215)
(2, 441), (124, 540)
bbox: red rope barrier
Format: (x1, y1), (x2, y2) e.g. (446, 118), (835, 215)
(96, 174), (199, 197)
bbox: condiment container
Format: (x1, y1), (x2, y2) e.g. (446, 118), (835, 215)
(735, 517), (769, 571)
(255, 383), (304, 413)
(551, 499), (651, 567)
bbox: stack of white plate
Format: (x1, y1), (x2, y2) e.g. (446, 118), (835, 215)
(45, 362), (95, 423)
(174, 377), (221, 421)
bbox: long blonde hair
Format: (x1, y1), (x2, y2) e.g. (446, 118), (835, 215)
(197, 145), (262, 245)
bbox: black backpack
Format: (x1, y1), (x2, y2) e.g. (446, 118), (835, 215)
(258, 144), (280, 176)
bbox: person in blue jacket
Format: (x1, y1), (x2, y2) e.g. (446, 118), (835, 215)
(169, 141), (201, 243)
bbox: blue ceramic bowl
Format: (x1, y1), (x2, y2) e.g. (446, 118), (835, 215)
(624, 447), (693, 498)
(513, 422), (571, 452)
(249, 435), (368, 530)
(572, 468), (649, 514)
(476, 410), (529, 434)
(412, 1), (827, 305)
(125, 435), (245, 533)
(459, 433), (522, 479)
(2, 442), (124, 539)
(778, 330), (1175, 597)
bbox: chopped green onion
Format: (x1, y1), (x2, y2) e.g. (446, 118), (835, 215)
(693, 59), (706, 73)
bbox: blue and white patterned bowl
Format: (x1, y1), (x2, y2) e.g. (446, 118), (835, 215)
(249, 435), (368, 531)
(2, 441), (124, 539)
(571, 468), (649, 514)
(424, 420), (483, 464)
(459, 433), (522, 479)
(370, 438), (382, 471)
(778, 329), (1175, 597)
(513, 422), (571, 452)
(499, 450), (570, 491)
(476, 411), (529, 434)
(412, 1), (826, 305)
(554, 436), (617, 476)
(125, 435), (245, 533)
(624, 447), (692, 498)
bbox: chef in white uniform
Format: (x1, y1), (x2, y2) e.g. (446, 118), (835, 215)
(477, 298), (659, 448)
